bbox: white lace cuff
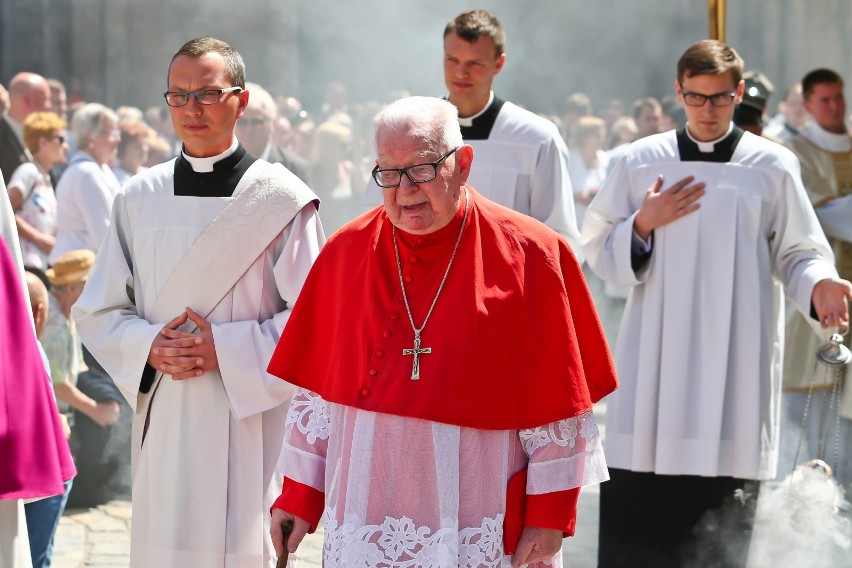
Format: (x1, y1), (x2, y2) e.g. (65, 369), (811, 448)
(279, 388), (330, 491)
(519, 410), (608, 494)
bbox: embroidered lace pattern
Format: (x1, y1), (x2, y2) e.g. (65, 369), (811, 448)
(323, 509), (505, 567)
(518, 411), (599, 456)
(286, 389), (331, 444)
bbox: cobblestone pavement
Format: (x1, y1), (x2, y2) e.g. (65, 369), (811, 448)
(52, 491), (599, 567)
(52, 405), (606, 567)
(53, 502), (132, 568)
(52, 502), (327, 568)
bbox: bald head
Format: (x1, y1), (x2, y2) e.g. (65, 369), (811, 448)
(8, 72), (51, 122)
(25, 270), (49, 337)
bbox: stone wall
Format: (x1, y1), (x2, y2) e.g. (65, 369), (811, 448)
(1, 0), (299, 110)
(1, 0), (850, 124)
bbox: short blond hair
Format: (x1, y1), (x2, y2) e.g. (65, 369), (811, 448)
(573, 116), (606, 146)
(311, 121), (351, 166)
(22, 111), (66, 154)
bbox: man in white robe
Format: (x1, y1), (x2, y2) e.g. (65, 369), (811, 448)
(781, 68), (852, 488)
(582, 40), (852, 567)
(363, 9), (580, 258)
(73, 37), (324, 568)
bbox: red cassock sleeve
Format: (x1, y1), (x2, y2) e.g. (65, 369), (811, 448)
(271, 478), (326, 534)
(504, 468), (580, 554)
(525, 489), (580, 536)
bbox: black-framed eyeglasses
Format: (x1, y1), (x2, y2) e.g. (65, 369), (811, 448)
(372, 147), (459, 188)
(679, 85), (738, 107)
(163, 87), (242, 107)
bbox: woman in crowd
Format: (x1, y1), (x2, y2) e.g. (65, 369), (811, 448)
(568, 115), (610, 229)
(309, 120), (358, 234)
(605, 115), (638, 151)
(6, 111), (68, 269)
(50, 103), (121, 262)
(112, 121), (150, 185)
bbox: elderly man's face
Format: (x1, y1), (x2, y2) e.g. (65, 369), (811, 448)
(167, 52), (248, 158)
(377, 124), (472, 235)
(236, 106), (273, 156)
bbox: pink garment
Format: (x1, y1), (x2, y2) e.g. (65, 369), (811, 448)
(281, 389), (607, 567)
(0, 240), (76, 500)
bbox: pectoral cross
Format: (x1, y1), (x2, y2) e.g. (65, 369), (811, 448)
(402, 332), (431, 380)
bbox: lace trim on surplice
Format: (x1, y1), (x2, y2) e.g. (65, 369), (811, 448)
(286, 389), (331, 443)
(323, 509), (505, 567)
(518, 411), (599, 456)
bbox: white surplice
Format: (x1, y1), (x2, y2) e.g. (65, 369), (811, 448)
(582, 130), (837, 480)
(462, 102), (580, 254)
(281, 389), (608, 567)
(73, 158), (325, 567)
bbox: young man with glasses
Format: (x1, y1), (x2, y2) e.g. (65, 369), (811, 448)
(74, 36), (324, 566)
(582, 40), (852, 567)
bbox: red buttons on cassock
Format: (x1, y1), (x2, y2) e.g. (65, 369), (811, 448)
(389, 312), (399, 320)
(383, 330), (392, 338)
(368, 369), (378, 376)
(415, 238), (424, 245)
(404, 275), (413, 283)
(375, 349), (385, 357)
(409, 255), (419, 263)
(360, 387), (371, 397)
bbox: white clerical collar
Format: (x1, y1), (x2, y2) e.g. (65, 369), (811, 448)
(457, 91), (495, 127)
(800, 122), (852, 152)
(685, 122), (734, 152)
(182, 137), (239, 172)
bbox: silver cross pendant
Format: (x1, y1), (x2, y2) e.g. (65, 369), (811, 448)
(402, 332), (432, 380)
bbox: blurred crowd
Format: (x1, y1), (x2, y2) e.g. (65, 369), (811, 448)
(1, 54), (851, 567)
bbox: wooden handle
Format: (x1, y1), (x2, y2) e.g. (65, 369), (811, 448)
(276, 520), (294, 568)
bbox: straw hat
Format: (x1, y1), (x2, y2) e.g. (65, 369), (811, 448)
(45, 249), (95, 286)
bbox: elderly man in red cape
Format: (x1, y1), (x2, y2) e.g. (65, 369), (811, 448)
(268, 96), (617, 567)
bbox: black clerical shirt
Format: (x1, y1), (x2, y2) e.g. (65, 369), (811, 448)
(454, 96), (506, 141)
(676, 126), (745, 163)
(173, 144), (258, 197)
